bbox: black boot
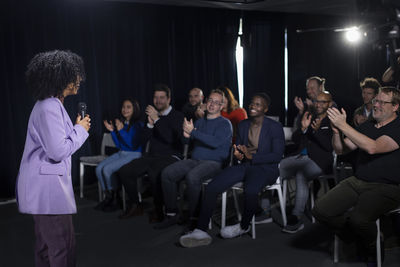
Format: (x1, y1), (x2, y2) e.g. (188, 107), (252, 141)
(94, 191), (113, 210)
(102, 190), (120, 212)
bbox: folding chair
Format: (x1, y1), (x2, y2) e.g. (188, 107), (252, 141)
(333, 207), (400, 267)
(224, 176), (288, 239)
(79, 133), (115, 200)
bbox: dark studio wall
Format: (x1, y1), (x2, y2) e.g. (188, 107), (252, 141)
(1, 0), (390, 198)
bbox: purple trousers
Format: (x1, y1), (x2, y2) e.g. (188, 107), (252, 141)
(33, 214), (76, 267)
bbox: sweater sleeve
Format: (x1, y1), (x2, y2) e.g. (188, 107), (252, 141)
(36, 102), (88, 162)
(110, 131), (122, 149)
(191, 119), (232, 149)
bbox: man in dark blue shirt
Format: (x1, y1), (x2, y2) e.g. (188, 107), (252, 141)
(155, 89), (232, 229)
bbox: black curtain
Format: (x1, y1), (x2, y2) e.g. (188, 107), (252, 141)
(1, 0), (239, 198)
(285, 13), (388, 126)
(242, 12), (285, 121)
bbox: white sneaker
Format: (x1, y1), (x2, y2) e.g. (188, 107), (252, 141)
(179, 229), (212, 248)
(220, 223), (250, 239)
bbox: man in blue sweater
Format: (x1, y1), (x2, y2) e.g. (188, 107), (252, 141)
(155, 89), (232, 229)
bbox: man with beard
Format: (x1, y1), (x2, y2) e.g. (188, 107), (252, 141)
(280, 91), (334, 233)
(181, 87), (204, 121)
(118, 84), (184, 223)
(313, 87), (400, 267)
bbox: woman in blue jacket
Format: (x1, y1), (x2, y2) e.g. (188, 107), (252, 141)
(95, 98), (143, 211)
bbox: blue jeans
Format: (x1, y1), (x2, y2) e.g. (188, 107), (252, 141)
(96, 151), (141, 191)
(161, 159), (222, 217)
(279, 155), (322, 217)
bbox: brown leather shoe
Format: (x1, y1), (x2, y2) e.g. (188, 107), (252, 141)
(118, 204), (144, 219)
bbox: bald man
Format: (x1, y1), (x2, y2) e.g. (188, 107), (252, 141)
(182, 87), (204, 121)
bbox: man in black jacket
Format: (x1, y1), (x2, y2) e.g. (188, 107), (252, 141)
(118, 84), (184, 222)
(280, 91), (333, 233)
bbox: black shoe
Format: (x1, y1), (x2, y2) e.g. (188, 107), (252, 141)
(282, 215), (304, 234)
(94, 191), (113, 210)
(153, 215), (179, 229)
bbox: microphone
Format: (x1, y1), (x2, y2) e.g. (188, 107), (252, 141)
(78, 102), (87, 119)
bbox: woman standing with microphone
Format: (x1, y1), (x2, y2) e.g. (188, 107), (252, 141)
(16, 50), (90, 267)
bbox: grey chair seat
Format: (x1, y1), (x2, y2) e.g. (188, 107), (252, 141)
(80, 155), (108, 165)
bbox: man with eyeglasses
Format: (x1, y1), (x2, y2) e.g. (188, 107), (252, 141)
(313, 87), (400, 267)
(280, 91), (334, 233)
(179, 93), (285, 247)
(154, 89), (232, 230)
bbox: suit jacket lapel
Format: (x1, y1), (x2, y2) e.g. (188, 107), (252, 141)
(258, 116), (270, 150)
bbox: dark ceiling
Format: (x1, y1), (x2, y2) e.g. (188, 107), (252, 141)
(105, 0), (390, 17)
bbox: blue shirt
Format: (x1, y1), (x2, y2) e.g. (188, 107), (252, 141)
(190, 116), (232, 162)
(111, 121), (143, 152)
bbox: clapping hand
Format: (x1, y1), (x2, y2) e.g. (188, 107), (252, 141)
(103, 120), (114, 132)
(294, 97), (304, 113)
(301, 111), (312, 131)
(311, 117), (321, 131)
(146, 105), (159, 126)
(115, 119), (124, 131)
(234, 144), (252, 160)
(327, 107), (347, 130)
(183, 118), (194, 135)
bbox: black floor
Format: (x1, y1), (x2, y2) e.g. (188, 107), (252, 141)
(1, 188), (400, 267)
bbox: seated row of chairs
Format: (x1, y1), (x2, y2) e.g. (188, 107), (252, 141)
(79, 131), (399, 265)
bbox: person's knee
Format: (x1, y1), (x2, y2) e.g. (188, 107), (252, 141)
(312, 201), (329, 223)
(348, 213), (369, 229)
(186, 172), (201, 187)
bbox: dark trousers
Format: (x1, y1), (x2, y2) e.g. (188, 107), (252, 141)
(197, 163), (278, 231)
(118, 155), (178, 207)
(33, 214), (75, 267)
(312, 176), (400, 260)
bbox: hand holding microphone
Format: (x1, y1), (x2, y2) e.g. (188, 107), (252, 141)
(76, 102), (90, 132)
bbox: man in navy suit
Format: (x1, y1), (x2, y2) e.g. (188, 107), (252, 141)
(179, 92), (285, 247)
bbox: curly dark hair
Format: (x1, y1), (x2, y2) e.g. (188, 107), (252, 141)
(26, 50), (86, 100)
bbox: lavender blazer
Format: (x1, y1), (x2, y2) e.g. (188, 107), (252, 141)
(16, 97), (89, 214)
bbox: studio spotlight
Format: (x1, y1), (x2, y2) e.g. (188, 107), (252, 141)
(345, 27), (362, 43)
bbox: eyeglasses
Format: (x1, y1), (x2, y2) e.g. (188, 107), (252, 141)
(371, 99), (393, 106)
(314, 100), (330, 104)
(207, 99), (222, 106)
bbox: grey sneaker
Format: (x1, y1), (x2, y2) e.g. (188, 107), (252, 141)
(255, 211), (273, 225)
(281, 218), (304, 234)
(179, 229), (212, 248)
(220, 223), (250, 239)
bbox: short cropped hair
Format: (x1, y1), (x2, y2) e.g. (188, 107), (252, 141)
(306, 76), (326, 89)
(253, 92), (271, 107)
(209, 89), (225, 103)
(380, 86), (400, 106)
(360, 77), (381, 95)
(26, 50), (85, 100)
(154, 83), (171, 98)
